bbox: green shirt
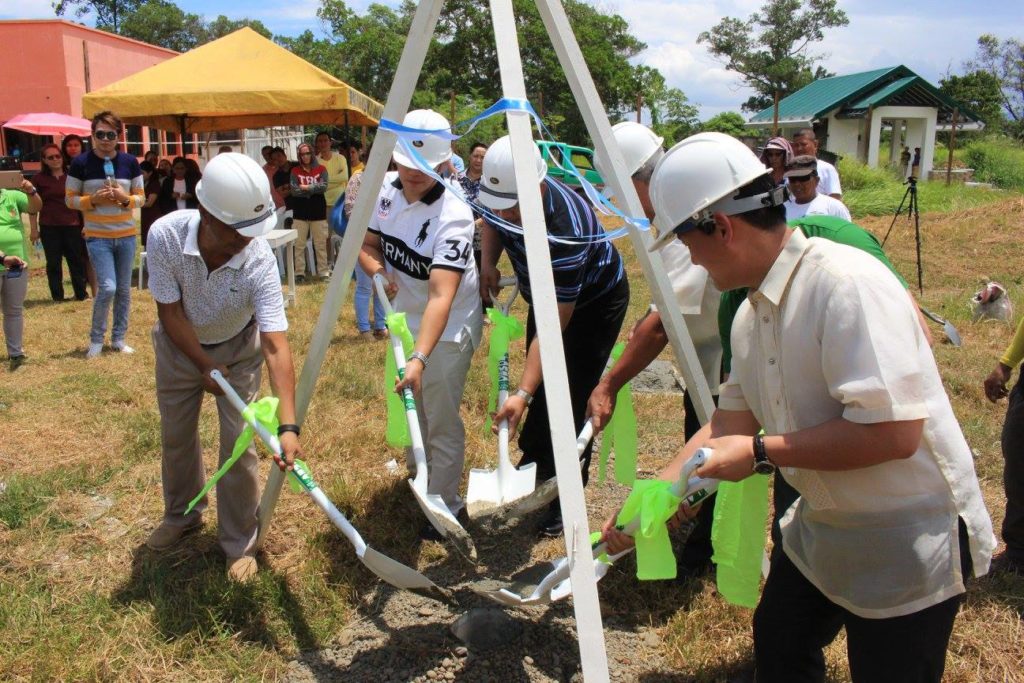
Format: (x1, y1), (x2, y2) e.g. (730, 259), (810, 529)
(0, 189), (29, 272)
(719, 215), (908, 374)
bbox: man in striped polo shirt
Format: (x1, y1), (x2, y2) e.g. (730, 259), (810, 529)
(66, 111), (145, 359)
(478, 135), (629, 537)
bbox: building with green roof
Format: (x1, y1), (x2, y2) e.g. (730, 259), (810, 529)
(746, 65), (981, 179)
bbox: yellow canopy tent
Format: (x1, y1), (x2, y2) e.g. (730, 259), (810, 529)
(82, 27), (383, 132)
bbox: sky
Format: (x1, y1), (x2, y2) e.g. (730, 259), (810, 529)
(6, 0), (1023, 119)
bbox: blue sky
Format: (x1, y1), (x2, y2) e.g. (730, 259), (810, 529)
(7, 0), (1023, 118)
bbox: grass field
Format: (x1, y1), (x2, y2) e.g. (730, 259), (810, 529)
(2, 197), (1023, 681)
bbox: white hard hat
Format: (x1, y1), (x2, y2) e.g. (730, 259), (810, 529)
(195, 153), (276, 238)
(477, 135), (548, 211)
(648, 132), (777, 251)
(392, 109), (453, 169)
(595, 121), (664, 181)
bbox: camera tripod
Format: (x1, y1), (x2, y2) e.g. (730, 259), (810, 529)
(881, 175), (923, 293)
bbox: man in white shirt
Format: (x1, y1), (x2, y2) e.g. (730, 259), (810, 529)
(791, 128), (842, 199)
(145, 153), (303, 583)
(783, 155), (852, 221)
(603, 133), (995, 682)
(589, 122), (722, 575)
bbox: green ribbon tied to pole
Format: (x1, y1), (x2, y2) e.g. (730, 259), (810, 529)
(384, 311), (415, 448)
(485, 306), (525, 431)
(617, 479), (683, 580)
(185, 396), (279, 515)
(711, 473), (771, 608)
(287, 458), (315, 493)
(598, 342), (638, 485)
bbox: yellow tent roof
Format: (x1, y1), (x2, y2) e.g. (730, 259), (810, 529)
(82, 28), (383, 132)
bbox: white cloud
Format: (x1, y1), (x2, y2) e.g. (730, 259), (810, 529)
(0, 0), (59, 20)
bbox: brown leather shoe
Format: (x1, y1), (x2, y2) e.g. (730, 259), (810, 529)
(373, 329), (389, 340)
(227, 556), (258, 582)
(146, 520), (202, 551)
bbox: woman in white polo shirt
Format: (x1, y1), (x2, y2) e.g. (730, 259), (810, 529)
(359, 109), (482, 539)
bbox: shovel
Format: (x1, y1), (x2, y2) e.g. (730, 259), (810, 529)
(466, 279), (538, 515)
(373, 275), (477, 563)
(472, 420), (595, 528)
(209, 370), (453, 604)
(919, 306), (962, 347)
(470, 448), (718, 607)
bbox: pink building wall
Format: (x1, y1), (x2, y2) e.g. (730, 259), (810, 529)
(0, 20), (182, 156)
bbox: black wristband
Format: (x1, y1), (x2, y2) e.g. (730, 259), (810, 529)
(277, 423), (300, 437)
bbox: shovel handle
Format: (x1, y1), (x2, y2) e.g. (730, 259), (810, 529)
(209, 371), (369, 554)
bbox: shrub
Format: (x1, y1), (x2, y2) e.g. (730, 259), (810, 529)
(961, 138), (1024, 191)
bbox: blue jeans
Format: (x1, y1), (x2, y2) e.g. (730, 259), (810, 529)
(86, 236), (135, 344)
(354, 267), (386, 332)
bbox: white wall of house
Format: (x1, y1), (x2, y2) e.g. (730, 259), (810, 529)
(824, 114), (861, 161)
(823, 105), (938, 177)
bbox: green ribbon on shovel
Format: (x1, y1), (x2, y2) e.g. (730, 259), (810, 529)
(185, 396), (279, 514)
(598, 343), (638, 485)
(384, 311), (415, 448)
(287, 458), (315, 493)
(617, 479), (683, 580)
(711, 473), (771, 608)
(485, 306), (525, 431)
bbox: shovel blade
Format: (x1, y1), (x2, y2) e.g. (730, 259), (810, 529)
(466, 463), (538, 516)
(471, 475), (559, 529)
(409, 480), (478, 562)
(360, 546), (455, 604)
(549, 547), (634, 602)
(944, 321), (963, 347)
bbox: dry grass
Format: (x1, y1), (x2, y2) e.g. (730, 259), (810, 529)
(1, 199), (1023, 681)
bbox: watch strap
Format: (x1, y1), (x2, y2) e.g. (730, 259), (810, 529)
(277, 423), (301, 437)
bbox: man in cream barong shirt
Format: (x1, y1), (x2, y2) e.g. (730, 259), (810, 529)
(602, 132), (995, 683)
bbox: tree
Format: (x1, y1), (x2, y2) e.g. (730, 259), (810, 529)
(203, 15), (273, 42)
(119, 0), (204, 52)
(53, 0), (142, 32)
(940, 70), (1006, 132)
(301, 0), (659, 145)
(700, 111), (749, 137)
(698, 0), (849, 121)
(622, 66), (699, 146)
(967, 34), (1024, 134)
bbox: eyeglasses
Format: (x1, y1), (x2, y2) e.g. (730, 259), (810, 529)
(788, 174), (817, 184)
(93, 130), (118, 141)
(44, 155), (62, 160)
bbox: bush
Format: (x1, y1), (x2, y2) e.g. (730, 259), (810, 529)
(836, 157), (898, 190)
(961, 138), (1024, 191)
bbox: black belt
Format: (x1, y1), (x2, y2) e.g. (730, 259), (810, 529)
(200, 317), (256, 348)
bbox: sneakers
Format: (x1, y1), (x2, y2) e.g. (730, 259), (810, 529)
(112, 341), (134, 354)
(227, 556), (258, 582)
(146, 520), (202, 551)
(538, 506), (563, 538)
(86, 342), (103, 359)
(8, 354), (26, 371)
(87, 341), (134, 358)
(358, 330), (374, 341)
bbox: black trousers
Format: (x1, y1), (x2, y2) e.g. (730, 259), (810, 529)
(40, 225), (88, 301)
(753, 519), (971, 683)
(679, 389), (718, 567)
(517, 277), (629, 484)
(1001, 380), (1024, 562)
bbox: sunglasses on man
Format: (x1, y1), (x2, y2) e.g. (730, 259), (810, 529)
(93, 130), (118, 141)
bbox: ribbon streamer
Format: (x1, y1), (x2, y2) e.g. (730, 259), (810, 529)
(287, 458), (315, 493)
(384, 311), (415, 448)
(598, 343), (638, 485)
(711, 473), (771, 608)
(617, 479), (683, 580)
(485, 306), (525, 431)
(185, 396), (279, 514)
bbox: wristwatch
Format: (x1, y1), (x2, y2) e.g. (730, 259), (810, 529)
(513, 388), (534, 406)
(408, 351), (429, 368)
(752, 433), (776, 475)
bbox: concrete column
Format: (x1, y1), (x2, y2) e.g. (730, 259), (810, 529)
(921, 108), (938, 179)
(888, 120), (900, 165)
(867, 111), (883, 168)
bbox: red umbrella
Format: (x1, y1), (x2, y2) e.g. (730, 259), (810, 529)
(3, 112), (92, 137)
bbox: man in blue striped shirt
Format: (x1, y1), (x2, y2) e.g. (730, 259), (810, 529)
(478, 136), (629, 536)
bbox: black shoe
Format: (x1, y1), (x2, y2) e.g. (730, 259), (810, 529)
(419, 522), (444, 542)
(990, 552), (1024, 576)
(9, 355), (26, 372)
(538, 508), (563, 538)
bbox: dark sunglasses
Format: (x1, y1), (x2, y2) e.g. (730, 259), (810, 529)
(44, 154), (63, 160)
(788, 174), (817, 184)
(93, 130), (118, 141)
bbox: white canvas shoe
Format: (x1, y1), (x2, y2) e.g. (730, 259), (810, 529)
(112, 341), (134, 354)
(86, 342), (103, 359)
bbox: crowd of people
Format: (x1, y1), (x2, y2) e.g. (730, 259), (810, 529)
(1, 107), (1021, 682)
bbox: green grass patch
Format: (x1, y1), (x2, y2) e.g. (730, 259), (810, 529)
(962, 138), (1024, 191)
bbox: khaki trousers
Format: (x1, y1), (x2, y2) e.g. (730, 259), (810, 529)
(293, 218), (329, 277)
(153, 323), (263, 558)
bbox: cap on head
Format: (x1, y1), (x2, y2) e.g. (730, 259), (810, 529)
(595, 121), (665, 182)
(392, 109), (453, 169)
(195, 153), (276, 238)
(648, 132), (774, 251)
(477, 135), (548, 211)
(784, 155), (818, 180)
